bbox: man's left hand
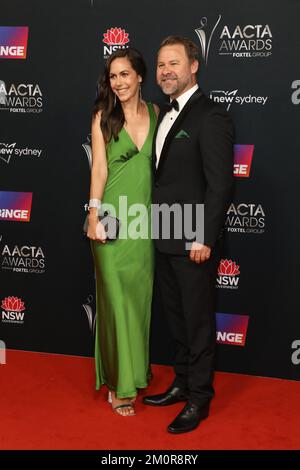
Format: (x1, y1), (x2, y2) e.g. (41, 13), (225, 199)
(189, 242), (211, 264)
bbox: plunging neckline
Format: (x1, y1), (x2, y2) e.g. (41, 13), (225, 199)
(122, 102), (151, 153)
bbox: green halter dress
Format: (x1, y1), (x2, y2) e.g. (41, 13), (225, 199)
(91, 103), (156, 399)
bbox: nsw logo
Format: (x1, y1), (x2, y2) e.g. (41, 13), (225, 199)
(1, 296), (26, 324)
(216, 259), (240, 289)
(103, 27), (130, 58)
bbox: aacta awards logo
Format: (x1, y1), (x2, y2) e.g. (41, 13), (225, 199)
(1, 296), (26, 324)
(226, 203), (265, 234)
(102, 27), (130, 59)
(82, 294), (96, 334)
(0, 26), (29, 59)
(1, 244), (45, 274)
(82, 134), (92, 169)
(195, 15), (221, 65)
(216, 259), (240, 290)
(219, 23), (272, 59)
(0, 80), (43, 113)
(195, 15), (272, 64)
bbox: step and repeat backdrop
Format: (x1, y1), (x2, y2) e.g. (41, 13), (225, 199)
(1, 0), (299, 380)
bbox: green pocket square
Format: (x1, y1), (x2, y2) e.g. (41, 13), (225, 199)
(175, 129), (190, 139)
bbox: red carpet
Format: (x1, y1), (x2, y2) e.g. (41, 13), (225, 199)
(0, 350), (300, 450)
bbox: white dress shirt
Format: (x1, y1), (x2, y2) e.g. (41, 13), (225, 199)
(155, 84), (199, 168)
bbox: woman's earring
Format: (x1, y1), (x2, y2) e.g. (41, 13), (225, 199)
(114, 93), (117, 107)
(139, 83), (142, 102)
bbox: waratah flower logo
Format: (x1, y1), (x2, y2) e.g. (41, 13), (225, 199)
(1, 296), (25, 312)
(103, 28), (129, 45)
(218, 259), (240, 276)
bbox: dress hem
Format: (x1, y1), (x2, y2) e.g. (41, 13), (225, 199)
(95, 381), (149, 398)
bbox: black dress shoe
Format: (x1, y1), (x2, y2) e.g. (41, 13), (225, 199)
(143, 386), (188, 406)
(167, 401), (209, 434)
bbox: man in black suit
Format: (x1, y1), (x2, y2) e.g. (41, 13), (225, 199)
(143, 36), (234, 433)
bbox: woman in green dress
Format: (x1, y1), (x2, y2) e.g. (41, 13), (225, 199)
(87, 48), (158, 416)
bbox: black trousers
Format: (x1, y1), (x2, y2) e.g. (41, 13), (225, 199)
(155, 240), (222, 406)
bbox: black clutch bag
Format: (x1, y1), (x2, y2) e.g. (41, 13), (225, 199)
(83, 211), (120, 241)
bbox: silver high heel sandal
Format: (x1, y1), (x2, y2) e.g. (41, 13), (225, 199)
(108, 390), (136, 403)
(107, 390), (135, 416)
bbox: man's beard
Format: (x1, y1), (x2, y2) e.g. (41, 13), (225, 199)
(160, 77), (188, 97)
(159, 76), (178, 95)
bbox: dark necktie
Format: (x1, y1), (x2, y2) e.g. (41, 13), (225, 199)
(166, 99), (179, 112)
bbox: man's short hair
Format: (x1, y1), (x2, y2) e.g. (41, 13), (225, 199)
(158, 35), (199, 63)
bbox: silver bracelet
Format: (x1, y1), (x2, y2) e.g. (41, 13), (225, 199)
(88, 198), (101, 209)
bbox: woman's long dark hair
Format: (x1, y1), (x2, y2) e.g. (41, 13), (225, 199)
(93, 48), (147, 143)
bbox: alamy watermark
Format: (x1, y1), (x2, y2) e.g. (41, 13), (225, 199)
(84, 196), (204, 248)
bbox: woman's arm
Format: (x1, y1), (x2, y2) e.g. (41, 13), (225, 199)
(87, 111), (108, 242)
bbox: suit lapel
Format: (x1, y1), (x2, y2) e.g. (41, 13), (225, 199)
(155, 88), (203, 177)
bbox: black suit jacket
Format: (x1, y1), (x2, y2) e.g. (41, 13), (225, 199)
(152, 88), (234, 255)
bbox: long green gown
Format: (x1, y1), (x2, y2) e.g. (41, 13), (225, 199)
(91, 102), (156, 399)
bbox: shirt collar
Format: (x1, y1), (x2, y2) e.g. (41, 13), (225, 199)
(173, 84), (199, 112)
